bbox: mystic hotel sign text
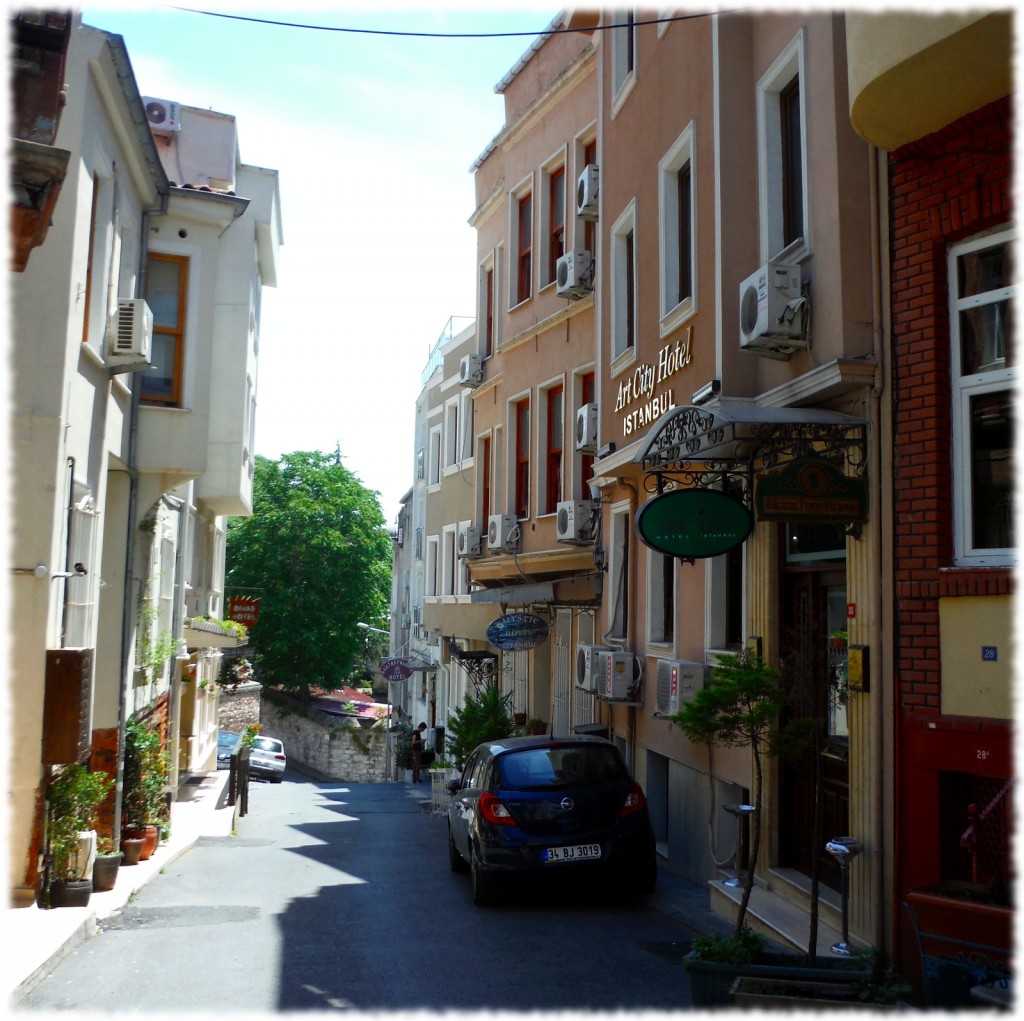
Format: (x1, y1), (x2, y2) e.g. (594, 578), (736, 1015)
(614, 328), (692, 436)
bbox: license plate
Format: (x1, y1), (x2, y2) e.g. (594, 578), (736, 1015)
(544, 843), (601, 863)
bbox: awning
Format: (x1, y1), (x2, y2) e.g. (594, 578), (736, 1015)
(636, 401), (867, 497)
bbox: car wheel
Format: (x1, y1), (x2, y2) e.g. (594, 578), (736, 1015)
(470, 846), (497, 906)
(448, 826), (469, 874)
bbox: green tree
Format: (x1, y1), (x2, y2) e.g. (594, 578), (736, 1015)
(226, 451), (392, 697)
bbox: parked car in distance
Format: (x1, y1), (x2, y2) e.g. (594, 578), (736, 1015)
(249, 735), (286, 782)
(217, 731), (240, 769)
(446, 735), (657, 905)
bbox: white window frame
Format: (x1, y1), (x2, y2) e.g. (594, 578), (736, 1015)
(509, 175), (535, 309)
(444, 397), (459, 469)
(459, 391), (474, 462)
(539, 150), (568, 290)
(478, 249), (501, 357)
(950, 227), (1016, 567)
(428, 425), (442, 489)
(539, 376), (566, 516)
(610, 200), (638, 366)
(610, 8), (638, 116)
(441, 525), (457, 597)
(604, 501), (632, 645)
(64, 488), (99, 648)
(757, 29), (809, 264)
(425, 536), (440, 598)
(646, 548), (675, 650)
(658, 120), (697, 336)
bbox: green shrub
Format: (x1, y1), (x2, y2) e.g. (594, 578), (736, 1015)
(445, 683), (515, 769)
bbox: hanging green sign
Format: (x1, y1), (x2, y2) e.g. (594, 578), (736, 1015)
(635, 489), (753, 559)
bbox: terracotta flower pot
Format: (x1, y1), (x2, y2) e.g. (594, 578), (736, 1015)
(121, 835), (144, 865)
(92, 852), (123, 891)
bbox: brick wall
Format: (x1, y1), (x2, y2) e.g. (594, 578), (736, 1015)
(890, 95), (1013, 713)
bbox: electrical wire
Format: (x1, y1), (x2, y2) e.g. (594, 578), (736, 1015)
(159, 4), (745, 39)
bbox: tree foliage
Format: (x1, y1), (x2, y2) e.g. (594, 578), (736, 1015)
(445, 682), (516, 769)
(225, 451), (392, 696)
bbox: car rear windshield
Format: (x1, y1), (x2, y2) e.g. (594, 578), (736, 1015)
(253, 737), (282, 753)
(497, 745), (627, 790)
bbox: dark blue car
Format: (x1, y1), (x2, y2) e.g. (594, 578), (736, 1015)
(446, 735), (657, 905)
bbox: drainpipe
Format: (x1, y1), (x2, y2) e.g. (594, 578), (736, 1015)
(59, 456), (75, 646)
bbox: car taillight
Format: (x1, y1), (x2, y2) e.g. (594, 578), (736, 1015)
(478, 791), (516, 827)
(620, 781), (647, 817)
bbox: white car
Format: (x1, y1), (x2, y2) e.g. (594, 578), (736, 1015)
(249, 735), (286, 782)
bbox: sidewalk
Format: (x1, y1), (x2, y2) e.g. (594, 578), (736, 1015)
(5, 770), (236, 1008)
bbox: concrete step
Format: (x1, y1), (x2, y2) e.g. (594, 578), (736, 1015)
(767, 866), (844, 934)
(709, 879), (851, 960)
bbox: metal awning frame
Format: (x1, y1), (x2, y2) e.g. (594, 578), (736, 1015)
(637, 403), (868, 504)
(448, 640), (499, 690)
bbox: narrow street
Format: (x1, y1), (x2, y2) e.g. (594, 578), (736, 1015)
(18, 771), (707, 1012)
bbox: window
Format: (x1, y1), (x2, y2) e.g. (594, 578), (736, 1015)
(516, 191), (533, 305)
(611, 8), (637, 109)
(648, 551), (675, 646)
(479, 434), (492, 526)
(545, 165), (566, 286)
(581, 139), (598, 254)
(611, 203), (637, 361)
(544, 384), (564, 514)
(428, 426), (442, 487)
(426, 536), (439, 597)
(484, 265), (495, 357)
(444, 399), (459, 468)
(951, 228), (1015, 566)
(579, 371), (596, 496)
(63, 489), (98, 647)
(442, 526), (456, 596)
(659, 122), (696, 329)
(143, 252), (189, 405)
(605, 503), (631, 644)
(513, 397), (530, 519)
(758, 32), (808, 261)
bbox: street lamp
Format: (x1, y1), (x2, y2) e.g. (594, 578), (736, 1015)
(357, 622), (389, 635)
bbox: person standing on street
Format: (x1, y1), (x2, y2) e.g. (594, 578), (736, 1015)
(410, 722), (428, 783)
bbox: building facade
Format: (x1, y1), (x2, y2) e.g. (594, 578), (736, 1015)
(8, 12), (280, 902)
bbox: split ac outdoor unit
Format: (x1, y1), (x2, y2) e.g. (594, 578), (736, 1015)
(459, 353), (483, 387)
(575, 643), (612, 692)
(576, 403), (598, 452)
(457, 523), (482, 558)
(556, 250), (594, 299)
(577, 163), (599, 220)
(106, 299), (153, 373)
(605, 651), (638, 700)
(143, 97), (181, 136)
(738, 261), (808, 359)
(556, 500), (595, 543)
(655, 658), (705, 715)
(487, 513), (518, 552)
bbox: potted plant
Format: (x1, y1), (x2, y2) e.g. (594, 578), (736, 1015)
(445, 682), (515, 771)
(122, 717), (166, 860)
(45, 763), (114, 908)
(92, 836), (122, 892)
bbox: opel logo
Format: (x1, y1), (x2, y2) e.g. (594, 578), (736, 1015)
(560, 797), (574, 812)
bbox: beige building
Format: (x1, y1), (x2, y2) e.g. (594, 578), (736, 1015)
(9, 12), (279, 902)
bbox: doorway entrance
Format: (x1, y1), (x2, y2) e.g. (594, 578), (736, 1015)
(778, 523), (850, 892)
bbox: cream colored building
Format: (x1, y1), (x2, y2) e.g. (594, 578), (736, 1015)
(9, 13), (279, 902)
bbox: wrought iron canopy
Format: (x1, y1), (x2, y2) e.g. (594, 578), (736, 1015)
(448, 640), (498, 689)
(636, 401), (867, 499)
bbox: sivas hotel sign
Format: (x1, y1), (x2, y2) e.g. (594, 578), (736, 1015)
(614, 327), (692, 437)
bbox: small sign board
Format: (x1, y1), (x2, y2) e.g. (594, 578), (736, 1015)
(635, 489), (753, 559)
(755, 458), (868, 524)
(380, 658), (412, 681)
(486, 613), (550, 651)
(227, 595), (260, 627)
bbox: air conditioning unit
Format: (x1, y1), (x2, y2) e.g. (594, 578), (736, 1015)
(459, 353), (483, 387)
(577, 163), (599, 220)
(487, 513), (518, 552)
(457, 522), (481, 558)
(106, 299), (153, 373)
(575, 644), (612, 691)
(556, 500), (595, 543)
(556, 250), (594, 299)
(576, 403), (598, 452)
(655, 659), (705, 715)
(143, 97), (181, 136)
(605, 651), (638, 700)
(738, 261), (808, 359)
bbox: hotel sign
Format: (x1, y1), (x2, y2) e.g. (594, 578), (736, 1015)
(486, 613), (550, 651)
(755, 458), (868, 524)
(380, 658), (412, 681)
(614, 328), (693, 437)
(635, 489), (753, 559)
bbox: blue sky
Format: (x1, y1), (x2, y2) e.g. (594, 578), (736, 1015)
(82, 2), (558, 523)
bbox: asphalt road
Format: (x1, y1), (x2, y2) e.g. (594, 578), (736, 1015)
(18, 770), (701, 1013)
